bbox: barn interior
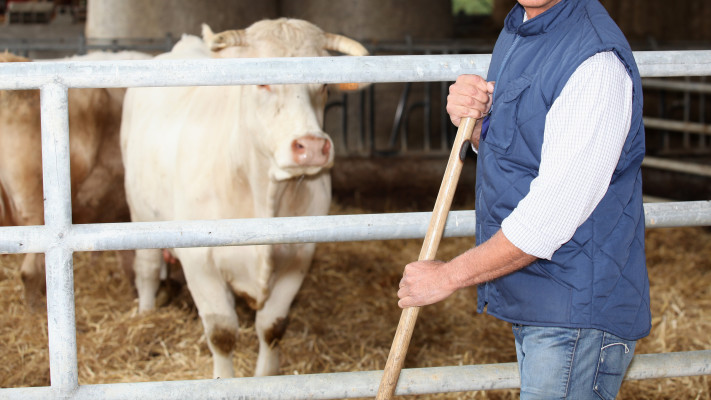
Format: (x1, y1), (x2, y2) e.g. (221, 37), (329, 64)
(0, 1), (710, 399)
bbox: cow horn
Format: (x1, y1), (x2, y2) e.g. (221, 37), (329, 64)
(206, 29), (247, 51)
(323, 33), (369, 56)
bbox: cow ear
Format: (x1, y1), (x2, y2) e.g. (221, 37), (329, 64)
(328, 82), (372, 92)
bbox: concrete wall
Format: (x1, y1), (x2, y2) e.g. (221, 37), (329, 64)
(280, 0), (454, 41)
(86, 0), (454, 41)
(85, 0), (277, 39)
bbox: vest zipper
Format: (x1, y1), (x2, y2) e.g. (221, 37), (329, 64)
(480, 34), (521, 305)
(491, 34), (521, 111)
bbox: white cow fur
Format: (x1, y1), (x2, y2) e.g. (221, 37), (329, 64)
(120, 19), (362, 378)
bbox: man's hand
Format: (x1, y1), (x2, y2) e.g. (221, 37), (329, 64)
(396, 230), (538, 309)
(446, 75), (495, 127)
(397, 260), (459, 308)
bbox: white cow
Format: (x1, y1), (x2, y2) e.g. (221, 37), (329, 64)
(120, 18), (368, 378)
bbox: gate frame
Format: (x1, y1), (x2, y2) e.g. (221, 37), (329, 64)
(1, 51), (711, 399)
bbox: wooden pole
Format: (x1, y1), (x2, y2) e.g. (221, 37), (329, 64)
(375, 117), (477, 399)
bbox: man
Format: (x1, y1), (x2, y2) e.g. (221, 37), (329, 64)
(397, 0), (650, 398)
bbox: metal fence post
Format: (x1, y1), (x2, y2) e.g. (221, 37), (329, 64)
(40, 83), (79, 395)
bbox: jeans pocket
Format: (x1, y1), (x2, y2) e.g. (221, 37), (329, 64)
(594, 333), (636, 400)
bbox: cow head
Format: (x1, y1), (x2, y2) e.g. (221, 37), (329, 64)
(201, 19), (369, 181)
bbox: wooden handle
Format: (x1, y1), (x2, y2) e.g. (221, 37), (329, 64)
(375, 117), (477, 399)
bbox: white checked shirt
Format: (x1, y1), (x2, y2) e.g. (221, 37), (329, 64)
(499, 51), (634, 260)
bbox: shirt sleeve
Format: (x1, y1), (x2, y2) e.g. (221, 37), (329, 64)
(500, 51), (634, 260)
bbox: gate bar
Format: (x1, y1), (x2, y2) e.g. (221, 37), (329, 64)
(643, 78), (711, 93)
(643, 155), (711, 177)
(39, 83), (79, 395)
(1, 51), (711, 91)
(1, 350), (709, 400)
(643, 117), (711, 137)
(1, 201), (710, 254)
(1, 50), (710, 400)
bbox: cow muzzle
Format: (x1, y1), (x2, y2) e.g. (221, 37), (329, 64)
(291, 135), (332, 167)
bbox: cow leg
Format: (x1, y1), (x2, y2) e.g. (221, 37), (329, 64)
(116, 250), (136, 289)
(254, 246), (311, 377)
(12, 194), (46, 310)
(20, 253), (45, 311)
(133, 248), (164, 312)
(179, 249), (238, 379)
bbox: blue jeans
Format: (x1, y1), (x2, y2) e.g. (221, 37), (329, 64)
(512, 324), (636, 400)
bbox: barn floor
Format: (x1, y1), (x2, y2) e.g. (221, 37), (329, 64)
(0, 200), (710, 399)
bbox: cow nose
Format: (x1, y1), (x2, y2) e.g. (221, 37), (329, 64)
(291, 135), (331, 166)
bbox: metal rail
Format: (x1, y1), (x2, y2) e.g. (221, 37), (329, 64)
(0, 51), (710, 399)
(643, 77), (711, 93)
(643, 76), (711, 154)
(1, 201), (710, 255)
(1, 350), (709, 400)
(644, 117), (711, 137)
(1, 51), (711, 90)
(643, 156), (711, 177)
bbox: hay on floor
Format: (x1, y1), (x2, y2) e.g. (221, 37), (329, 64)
(0, 201), (709, 399)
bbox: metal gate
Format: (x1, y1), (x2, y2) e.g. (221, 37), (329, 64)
(0, 51), (710, 399)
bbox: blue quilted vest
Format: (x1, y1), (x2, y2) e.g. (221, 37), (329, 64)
(475, 0), (650, 340)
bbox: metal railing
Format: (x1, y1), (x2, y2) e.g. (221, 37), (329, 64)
(0, 51), (710, 399)
(643, 77), (711, 154)
(642, 77), (711, 185)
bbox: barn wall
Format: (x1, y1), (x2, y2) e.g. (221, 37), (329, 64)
(280, 0), (454, 41)
(490, 0), (711, 47)
(601, 0), (711, 46)
(86, 0), (454, 41)
(85, 0), (278, 39)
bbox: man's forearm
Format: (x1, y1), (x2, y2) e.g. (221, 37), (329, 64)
(396, 229), (536, 308)
(445, 229), (537, 290)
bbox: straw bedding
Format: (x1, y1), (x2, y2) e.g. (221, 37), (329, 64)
(0, 200), (709, 399)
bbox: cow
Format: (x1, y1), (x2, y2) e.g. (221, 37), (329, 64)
(0, 50), (151, 310)
(120, 18), (368, 378)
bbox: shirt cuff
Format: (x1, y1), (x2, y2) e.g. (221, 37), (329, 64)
(501, 211), (558, 260)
